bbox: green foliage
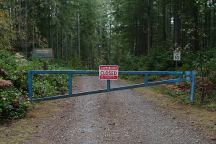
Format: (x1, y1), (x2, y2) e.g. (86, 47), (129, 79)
(156, 86), (191, 104)
(205, 103), (216, 112)
(117, 48), (175, 71)
(144, 49), (174, 71)
(0, 87), (27, 119)
(0, 9), (14, 50)
(32, 74), (67, 98)
(118, 53), (139, 70)
(0, 50), (68, 119)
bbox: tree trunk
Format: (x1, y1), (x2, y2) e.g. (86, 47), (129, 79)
(147, 0), (153, 54)
(174, 0), (181, 48)
(162, 0), (167, 43)
(191, 0), (199, 51)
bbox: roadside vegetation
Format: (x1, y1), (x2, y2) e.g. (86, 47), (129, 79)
(120, 48), (216, 111)
(0, 50), (68, 119)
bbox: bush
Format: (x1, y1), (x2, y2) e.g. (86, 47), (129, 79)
(0, 87), (27, 119)
(32, 74), (67, 98)
(0, 50), (68, 119)
(118, 48), (175, 71)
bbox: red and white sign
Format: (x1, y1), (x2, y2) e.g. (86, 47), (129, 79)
(99, 65), (119, 80)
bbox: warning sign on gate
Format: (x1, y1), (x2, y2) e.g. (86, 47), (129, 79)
(99, 65), (119, 80)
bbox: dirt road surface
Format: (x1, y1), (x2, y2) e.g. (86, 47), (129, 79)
(21, 76), (215, 144)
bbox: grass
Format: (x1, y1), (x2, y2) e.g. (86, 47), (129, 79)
(205, 103), (216, 112)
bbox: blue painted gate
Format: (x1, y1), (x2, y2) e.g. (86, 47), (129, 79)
(28, 70), (196, 103)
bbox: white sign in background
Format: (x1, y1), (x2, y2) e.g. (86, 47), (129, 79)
(173, 51), (181, 61)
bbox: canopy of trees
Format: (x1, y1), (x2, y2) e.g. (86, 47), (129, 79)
(0, 0), (215, 70)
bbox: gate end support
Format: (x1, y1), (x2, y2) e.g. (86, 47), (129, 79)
(28, 71), (33, 103)
(190, 71), (196, 104)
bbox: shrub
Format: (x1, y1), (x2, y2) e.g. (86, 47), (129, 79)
(0, 87), (27, 119)
(0, 50), (68, 119)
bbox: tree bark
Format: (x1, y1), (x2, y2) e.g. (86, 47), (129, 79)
(147, 0), (153, 54)
(162, 0), (167, 42)
(174, 0), (181, 48)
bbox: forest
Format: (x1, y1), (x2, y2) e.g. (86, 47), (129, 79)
(0, 0), (216, 119)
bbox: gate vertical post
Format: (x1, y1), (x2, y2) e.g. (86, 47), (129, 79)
(68, 73), (73, 96)
(28, 71), (33, 102)
(190, 71), (196, 103)
(107, 80), (111, 92)
(144, 74), (148, 86)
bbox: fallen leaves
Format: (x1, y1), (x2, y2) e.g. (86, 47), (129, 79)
(0, 80), (12, 89)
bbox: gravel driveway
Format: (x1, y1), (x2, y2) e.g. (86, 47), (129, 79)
(24, 76), (214, 144)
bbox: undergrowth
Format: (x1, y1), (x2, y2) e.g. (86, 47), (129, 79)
(0, 50), (68, 119)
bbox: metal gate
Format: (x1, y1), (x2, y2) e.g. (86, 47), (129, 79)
(28, 70), (196, 103)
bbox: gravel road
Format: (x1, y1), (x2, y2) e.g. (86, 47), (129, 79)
(25, 76), (214, 144)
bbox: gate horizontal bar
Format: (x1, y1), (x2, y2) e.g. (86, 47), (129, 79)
(29, 70), (185, 75)
(29, 70), (98, 75)
(111, 78), (182, 91)
(33, 89), (108, 102)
